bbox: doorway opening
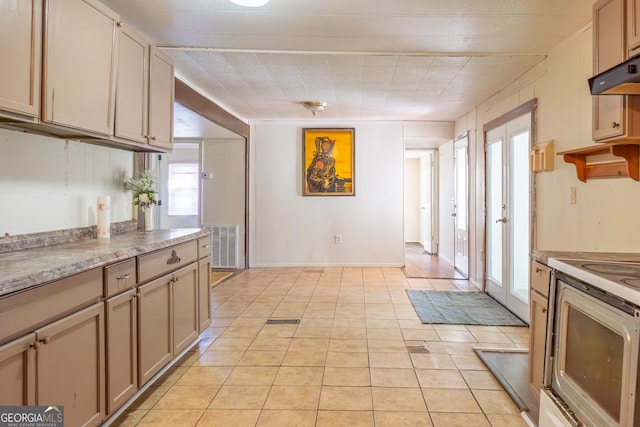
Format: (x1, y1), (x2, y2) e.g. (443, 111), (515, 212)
(484, 101), (536, 323)
(403, 144), (469, 280)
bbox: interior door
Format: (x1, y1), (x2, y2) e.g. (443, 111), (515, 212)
(154, 141), (201, 229)
(485, 113), (531, 322)
(420, 150), (435, 253)
(453, 135), (469, 277)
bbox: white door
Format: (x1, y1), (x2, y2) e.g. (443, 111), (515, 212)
(420, 151), (435, 253)
(453, 136), (469, 277)
(485, 113), (531, 322)
(438, 141), (455, 265)
(154, 141), (201, 229)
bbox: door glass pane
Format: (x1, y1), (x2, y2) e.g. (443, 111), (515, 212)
(487, 140), (503, 284)
(167, 162), (199, 216)
(510, 131), (530, 301)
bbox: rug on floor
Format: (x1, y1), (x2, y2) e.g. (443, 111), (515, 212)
(406, 290), (526, 326)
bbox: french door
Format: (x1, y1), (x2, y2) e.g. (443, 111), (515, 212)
(485, 113), (531, 322)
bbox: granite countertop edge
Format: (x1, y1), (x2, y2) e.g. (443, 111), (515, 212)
(0, 228), (210, 298)
(531, 250), (640, 264)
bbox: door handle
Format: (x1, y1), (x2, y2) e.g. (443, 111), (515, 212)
(451, 213), (457, 217)
(495, 218), (507, 223)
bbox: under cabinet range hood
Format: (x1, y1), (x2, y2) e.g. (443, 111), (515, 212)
(589, 54), (640, 95)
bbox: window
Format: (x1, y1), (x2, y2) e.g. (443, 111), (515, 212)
(167, 162), (199, 216)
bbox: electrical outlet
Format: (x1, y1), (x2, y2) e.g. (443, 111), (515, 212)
(570, 186), (577, 204)
(335, 235), (343, 244)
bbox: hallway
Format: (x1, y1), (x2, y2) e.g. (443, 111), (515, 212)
(403, 243), (468, 280)
(112, 267), (528, 427)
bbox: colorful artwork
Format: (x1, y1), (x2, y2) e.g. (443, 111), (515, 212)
(303, 128), (355, 196)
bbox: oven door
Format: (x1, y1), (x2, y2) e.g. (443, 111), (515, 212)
(549, 275), (640, 427)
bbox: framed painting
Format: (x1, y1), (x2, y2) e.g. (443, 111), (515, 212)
(303, 128), (355, 196)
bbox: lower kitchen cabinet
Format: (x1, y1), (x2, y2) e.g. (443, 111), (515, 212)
(0, 231), (210, 426)
(0, 333), (36, 405)
(36, 302), (105, 427)
(528, 260), (551, 400)
(172, 263), (199, 355)
(105, 288), (138, 415)
(137, 275), (173, 386)
(198, 255), (212, 333)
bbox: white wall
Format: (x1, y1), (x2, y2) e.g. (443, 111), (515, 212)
(456, 24), (640, 286)
(201, 138), (247, 268)
(0, 128), (134, 236)
(404, 157), (420, 242)
(249, 122), (405, 267)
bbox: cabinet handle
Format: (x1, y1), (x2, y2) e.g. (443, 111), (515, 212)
(136, 292), (141, 298)
(31, 341), (41, 350)
(167, 250), (181, 265)
(202, 244), (210, 249)
(40, 336), (51, 345)
(117, 21), (123, 27)
(150, 136), (157, 141)
(535, 267), (542, 273)
(117, 274), (130, 280)
(542, 307), (547, 313)
(612, 122), (620, 128)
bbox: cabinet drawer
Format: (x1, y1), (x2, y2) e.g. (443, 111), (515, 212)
(104, 258), (137, 297)
(531, 260), (551, 298)
(0, 268), (103, 345)
(137, 241), (197, 283)
(197, 236), (210, 260)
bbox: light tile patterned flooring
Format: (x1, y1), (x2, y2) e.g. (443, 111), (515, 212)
(112, 267), (530, 427)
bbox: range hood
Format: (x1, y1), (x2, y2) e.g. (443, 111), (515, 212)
(589, 54), (640, 95)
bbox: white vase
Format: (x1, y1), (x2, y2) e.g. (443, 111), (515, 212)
(144, 207), (154, 231)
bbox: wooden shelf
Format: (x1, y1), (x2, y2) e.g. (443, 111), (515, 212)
(558, 142), (640, 182)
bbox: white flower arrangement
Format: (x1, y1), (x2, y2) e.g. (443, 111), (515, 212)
(124, 170), (158, 211)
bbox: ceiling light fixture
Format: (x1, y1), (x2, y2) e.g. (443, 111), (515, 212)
(302, 101), (327, 116)
(228, 0), (270, 7)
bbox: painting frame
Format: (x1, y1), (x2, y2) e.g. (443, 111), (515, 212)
(303, 128), (355, 196)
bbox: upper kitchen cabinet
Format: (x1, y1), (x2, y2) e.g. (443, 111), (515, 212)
(593, 0), (640, 141)
(0, 0), (42, 122)
(42, 0), (120, 137)
(114, 29), (174, 151)
(148, 46), (174, 151)
(115, 25), (149, 145)
(628, 0), (640, 56)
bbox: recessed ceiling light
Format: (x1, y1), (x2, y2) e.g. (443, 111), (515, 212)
(229, 0), (270, 7)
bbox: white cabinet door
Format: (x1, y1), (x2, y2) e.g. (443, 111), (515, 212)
(115, 25), (148, 144)
(0, 0), (41, 120)
(43, 0), (119, 136)
(148, 46), (174, 150)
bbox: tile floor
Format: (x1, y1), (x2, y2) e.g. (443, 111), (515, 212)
(112, 267), (530, 427)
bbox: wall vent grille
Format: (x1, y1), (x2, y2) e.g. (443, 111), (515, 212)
(205, 225), (239, 268)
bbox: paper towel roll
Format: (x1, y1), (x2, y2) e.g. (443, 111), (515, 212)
(97, 196), (111, 238)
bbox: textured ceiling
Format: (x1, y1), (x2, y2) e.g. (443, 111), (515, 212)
(100, 0), (593, 129)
